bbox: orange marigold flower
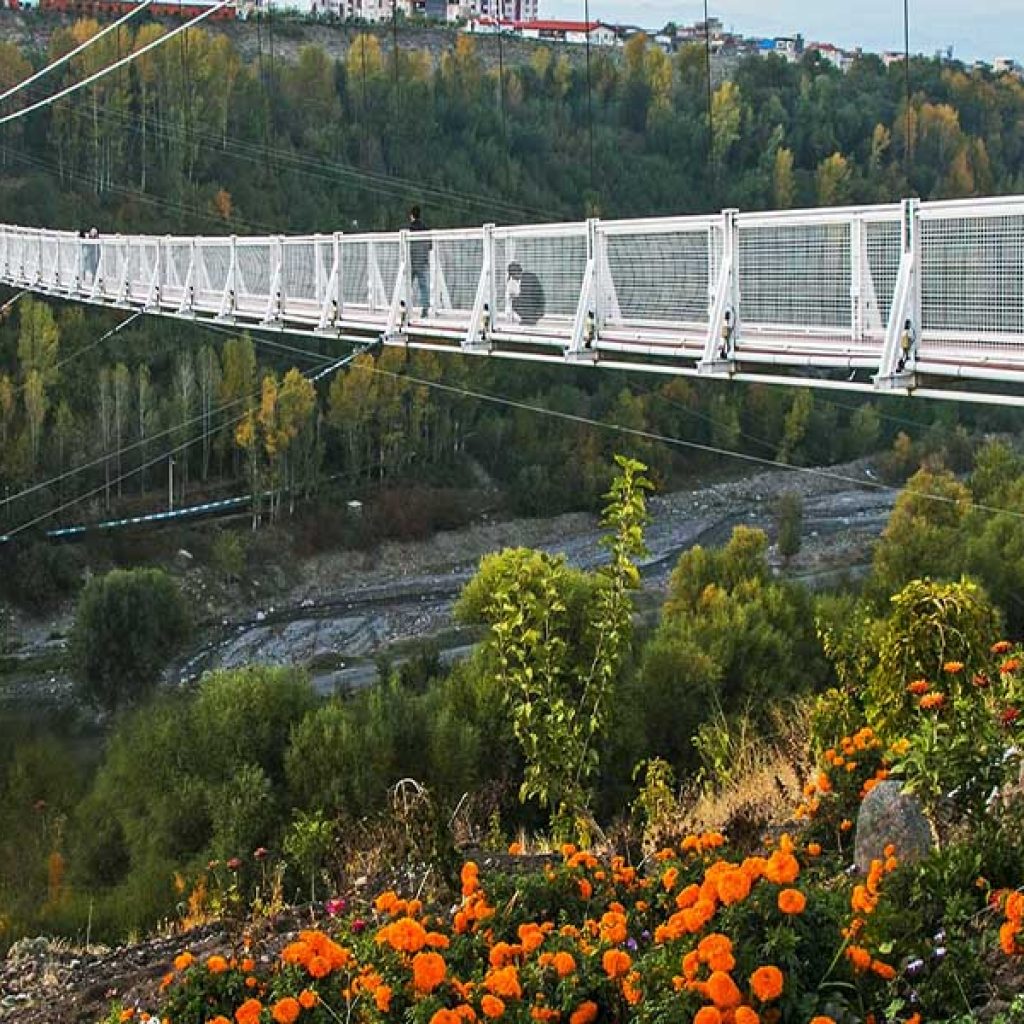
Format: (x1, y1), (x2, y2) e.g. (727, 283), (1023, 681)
(207, 955), (229, 974)
(706, 970), (741, 1008)
(734, 1009), (760, 1024)
(999, 920), (1022, 955)
(810, 1018), (838, 1024)
(299, 990), (318, 1010)
(846, 945), (872, 971)
(992, 640), (1013, 654)
(485, 966), (523, 1000)
(943, 661), (964, 674)
(235, 999), (263, 1024)
(840, 819), (853, 832)
(749, 965), (784, 1002)
(508, 842), (524, 855)
(378, 916), (429, 953)
(375, 890), (400, 914)
(602, 948), (632, 979)
(482, 995), (506, 1019)
(271, 997), (301, 1024)
(716, 867), (752, 905)
(209, 1018), (232, 1024)
(245, 976), (259, 989)
(552, 951), (576, 977)
(694, 1008), (723, 1024)
(871, 959), (897, 980)
(159, 972), (173, 991)
(173, 952), (193, 972)
(806, 843), (822, 857)
(907, 679), (930, 695)
(577, 878), (593, 900)
(919, 692), (946, 711)
(461, 861), (480, 898)
(569, 1002), (598, 1024)
(412, 951), (447, 993)
(1001, 658), (1022, 675)
(308, 955), (331, 979)
(1006, 891), (1024, 922)
(375, 985), (393, 1012)
(763, 851), (800, 885)
(777, 888), (806, 915)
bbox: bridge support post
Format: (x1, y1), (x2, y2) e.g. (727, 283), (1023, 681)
(874, 198), (921, 393)
(464, 224), (495, 352)
(217, 235), (238, 322)
(264, 236), (284, 325)
(318, 232), (342, 333)
(385, 229), (411, 342)
(699, 208), (740, 377)
(566, 218), (602, 364)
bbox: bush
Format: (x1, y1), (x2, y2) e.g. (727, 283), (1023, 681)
(70, 568), (192, 712)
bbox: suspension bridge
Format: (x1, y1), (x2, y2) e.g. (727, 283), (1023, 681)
(2, 194), (1024, 406)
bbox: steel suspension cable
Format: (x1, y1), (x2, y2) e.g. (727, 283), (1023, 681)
(0, 0), (154, 106)
(0, 0), (234, 128)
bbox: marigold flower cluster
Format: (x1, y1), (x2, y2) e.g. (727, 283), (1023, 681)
(844, 846), (900, 981)
(148, 834), (918, 1024)
(999, 890), (1024, 956)
(796, 727), (895, 828)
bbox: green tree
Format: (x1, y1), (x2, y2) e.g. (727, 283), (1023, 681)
(455, 456), (652, 839)
(70, 569), (192, 712)
(776, 491), (803, 564)
(870, 467), (971, 602)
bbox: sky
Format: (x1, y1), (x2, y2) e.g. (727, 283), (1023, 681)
(543, 0), (1021, 63)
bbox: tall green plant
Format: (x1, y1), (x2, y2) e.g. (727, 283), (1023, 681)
(456, 455), (652, 840)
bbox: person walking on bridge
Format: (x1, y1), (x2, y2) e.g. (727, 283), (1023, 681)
(408, 205), (431, 318)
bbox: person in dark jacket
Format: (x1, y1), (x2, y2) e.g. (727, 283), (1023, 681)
(408, 205), (431, 316)
(505, 261), (545, 326)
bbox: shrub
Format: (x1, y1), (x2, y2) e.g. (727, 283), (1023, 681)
(70, 568), (191, 712)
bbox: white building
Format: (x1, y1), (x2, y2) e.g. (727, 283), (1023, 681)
(994, 56), (1022, 76)
(515, 20), (616, 46)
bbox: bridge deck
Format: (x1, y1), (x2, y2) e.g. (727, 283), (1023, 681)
(2, 194), (1024, 405)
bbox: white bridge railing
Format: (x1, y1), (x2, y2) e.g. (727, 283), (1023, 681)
(2, 194), (1024, 404)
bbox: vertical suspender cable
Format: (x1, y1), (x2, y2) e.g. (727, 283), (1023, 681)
(497, 7), (509, 194)
(583, 0), (594, 201)
(704, 0), (714, 207)
(904, 0), (912, 181)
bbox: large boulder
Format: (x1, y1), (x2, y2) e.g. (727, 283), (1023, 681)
(854, 779), (933, 873)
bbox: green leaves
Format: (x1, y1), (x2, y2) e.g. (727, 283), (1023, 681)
(455, 456), (653, 841)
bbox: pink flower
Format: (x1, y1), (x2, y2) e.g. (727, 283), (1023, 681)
(326, 898), (347, 916)
(351, 918), (367, 934)
(227, 857), (243, 871)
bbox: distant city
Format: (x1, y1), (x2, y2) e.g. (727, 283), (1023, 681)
(3, 0), (1021, 75)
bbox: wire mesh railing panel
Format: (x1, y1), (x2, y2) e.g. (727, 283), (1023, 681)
(234, 241), (272, 314)
(4, 233), (25, 278)
(421, 234), (483, 321)
(492, 227), (587, 333)
(23, 235), (41, 282)
(863, 219), (901, 336)
(317, 239), (333, 298)
(738, 221), (853, 336)
(97, 240), (124, 297)
(57, 236), (79, 286)
(282, 240), (317, 305)
(374, 239), (401, 314)
(40, 237), (59, 287)
(339, 239), (369, 310)
(164, 241), (191, 293)
(196, 242), (231, 307)
(919, 211), (1024, 361)
(603, 227), (712, 327)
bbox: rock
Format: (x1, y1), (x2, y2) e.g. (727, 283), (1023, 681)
(854, 779), (933, 873)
